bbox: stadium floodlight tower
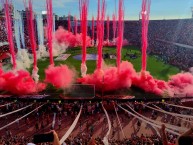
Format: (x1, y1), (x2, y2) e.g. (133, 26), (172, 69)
(191, 7), (193, 18)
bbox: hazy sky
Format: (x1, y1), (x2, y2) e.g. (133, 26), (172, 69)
(11, 0), (193, 20)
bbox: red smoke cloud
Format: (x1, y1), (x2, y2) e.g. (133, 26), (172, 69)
(44, 65), (75, 89)
(168, 72), (193, 97)
(0, 69), (46, 95)
(78, 61), (193, 97)
(103, 38), (129, 47)
(78, 61), (137, 91)
(78, 61), (168, 95)
(54, 27), (91, 48)
(132, 71), (169, 95)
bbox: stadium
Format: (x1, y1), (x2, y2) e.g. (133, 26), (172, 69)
(0, 0), (193, 145)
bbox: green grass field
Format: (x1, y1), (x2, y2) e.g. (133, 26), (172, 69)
(35, 46), (180, 81)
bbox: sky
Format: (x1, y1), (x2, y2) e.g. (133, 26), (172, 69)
(10, 0), (193, 20)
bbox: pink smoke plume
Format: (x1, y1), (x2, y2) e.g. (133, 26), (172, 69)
(45, 0), (76, 90)
(116, 0), (124, 69)
(168, 73), (193, 97)
(122, 39), (129, 46)
(141, 0), (151, 71)
(46, 0), (54, 65)
(0, 69), (46, 95)
(4, 0), (16, 69)
(79, 0), (132, 93)
(78, 61), (137, 91)
(132, 71), (169, 95)
(0, 0), (46, 96)
(79, 0), (88, 65)
(97, 0), (106, 70)
(45, 65), (75, 89)
(54, 27), (91, 47)
(103, 38), (129, 47)
(104, 6), (128, 48)
(27, 0), (37, 70)
(125, 0), (155, 96)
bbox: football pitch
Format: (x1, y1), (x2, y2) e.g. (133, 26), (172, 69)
(0, 46), (180, 98)
(36, 46), (180, 81)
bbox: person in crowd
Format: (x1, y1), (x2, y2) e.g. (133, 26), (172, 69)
(177, 127), (193, 145)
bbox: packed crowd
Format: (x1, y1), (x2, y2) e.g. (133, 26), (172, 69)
(148, 19), (193, 46)
(149, 41), (193, 70)
(147, 19), (193, 70)
(0, 100), (192, 145)
(0, 19), (10, 63)
(0, 19), (7, 43)
(63, 134), (163, 145)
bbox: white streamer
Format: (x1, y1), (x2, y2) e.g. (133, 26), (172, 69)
(113, 104), (125, 138)
(102, 104), (111, 145)
(117, 104), (180, 136)
(0, 102), (14, 108)
(52, 113), (56, 129)
(0, 104), (45, 131)
(0, 104), (33, 118)
(145, 104), (193, 123)
(152, 124), (161, 138)
(153, 104), (193, 119)
(60, 105), (83, 144)
(126, 104), (187, 132)
(163, 102), (193, 111)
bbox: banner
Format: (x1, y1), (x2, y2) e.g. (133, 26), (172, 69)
(114, 104), (125, 138)
(102, 103), (112, 145)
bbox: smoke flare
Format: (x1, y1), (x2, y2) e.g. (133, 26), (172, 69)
(97, 0), (106, 70)
(116, 0), (124, 69)
(46, 0), (54, 65)
(79, 0), (89, 76)
(141, 0), (151, 71)
(27, 0), (37, 70)
(4, 0), (16, 69)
